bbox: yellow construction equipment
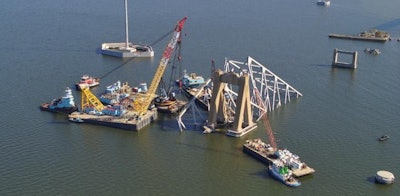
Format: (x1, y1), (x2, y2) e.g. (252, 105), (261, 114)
(134, 17), (187, 115)
(80, 87), (105, 112)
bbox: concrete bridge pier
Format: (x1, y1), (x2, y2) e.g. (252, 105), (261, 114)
(332, 48), (358, 69)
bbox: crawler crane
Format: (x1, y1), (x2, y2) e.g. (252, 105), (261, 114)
(133, 17), (187, 115)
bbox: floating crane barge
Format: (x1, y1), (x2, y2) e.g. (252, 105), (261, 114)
(68, 17), (187, 131)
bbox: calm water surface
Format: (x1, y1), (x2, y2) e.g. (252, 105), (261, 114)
(1, 0), (399, 195)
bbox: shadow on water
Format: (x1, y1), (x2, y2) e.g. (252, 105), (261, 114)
(48, 121), (70, 125)
(249, 169), (270, 179)
(149, 29), (174, 46)
(311, 63), (332, 68)
(174, 138), (239, 157)
(98, 58), (136, 80)
(366, 176), (377, 184)
(94, 28), (175, 81)
(374, 18), (400, 31)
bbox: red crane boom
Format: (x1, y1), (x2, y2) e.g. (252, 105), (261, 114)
(253, 88), (277, 149)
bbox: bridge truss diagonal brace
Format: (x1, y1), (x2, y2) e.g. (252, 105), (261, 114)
(224, 56), (302, 116)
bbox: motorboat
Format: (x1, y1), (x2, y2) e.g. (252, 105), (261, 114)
(378, 135), (389, 141)
(317, 0), (330, 6)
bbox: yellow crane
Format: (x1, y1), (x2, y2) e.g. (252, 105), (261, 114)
(134, 17), (187, 115)
(80, 87), (105, 113)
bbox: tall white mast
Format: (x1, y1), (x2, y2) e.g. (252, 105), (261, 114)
(124, 0), (129, 48)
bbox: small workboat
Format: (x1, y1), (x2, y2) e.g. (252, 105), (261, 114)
(75, 75), (100, 90)
(317, 0), (330, 6)
(378, 135), (389, 141)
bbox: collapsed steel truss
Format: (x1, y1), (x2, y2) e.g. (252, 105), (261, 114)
(177, 56), (303, 131)
(224, 56), (302, 119)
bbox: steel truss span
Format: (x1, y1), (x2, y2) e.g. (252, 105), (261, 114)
(224, 56), (302, 119)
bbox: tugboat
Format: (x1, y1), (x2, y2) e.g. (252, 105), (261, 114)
(75, 75), (100, 90)
(40, 87), (78, 114)
(268, 160), (301, 187)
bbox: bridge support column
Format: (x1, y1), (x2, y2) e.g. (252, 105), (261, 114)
(332, 48), (358, 69)
(206, 70), (257, 137)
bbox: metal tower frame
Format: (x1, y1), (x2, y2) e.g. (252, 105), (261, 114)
(224, 56), (302, 119)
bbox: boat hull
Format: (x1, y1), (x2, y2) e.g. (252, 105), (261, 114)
(182, 88), (209, 111)
(40, 103), (78, 114)
(75, 83), (100, 91)
(101, 43), (154, 58)
(328, 33), (389, 42)
(268, 165), (301, 187)
(242, 143), (275, 165)
(68, 110), (158, 131)
(155, 99), (187, 114)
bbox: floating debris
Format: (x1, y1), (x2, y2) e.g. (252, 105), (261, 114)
(364, 48), (381, 55)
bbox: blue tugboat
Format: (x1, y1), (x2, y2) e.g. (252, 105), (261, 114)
(268, 160), (301, 187)
(40, 87), (78, 114)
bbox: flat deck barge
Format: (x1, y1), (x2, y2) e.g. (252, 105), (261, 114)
(68, 109), (158, 131)
(156, 99), (188, 114)
(328, 30), (390, 42)
(243, 138), (315, 177)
